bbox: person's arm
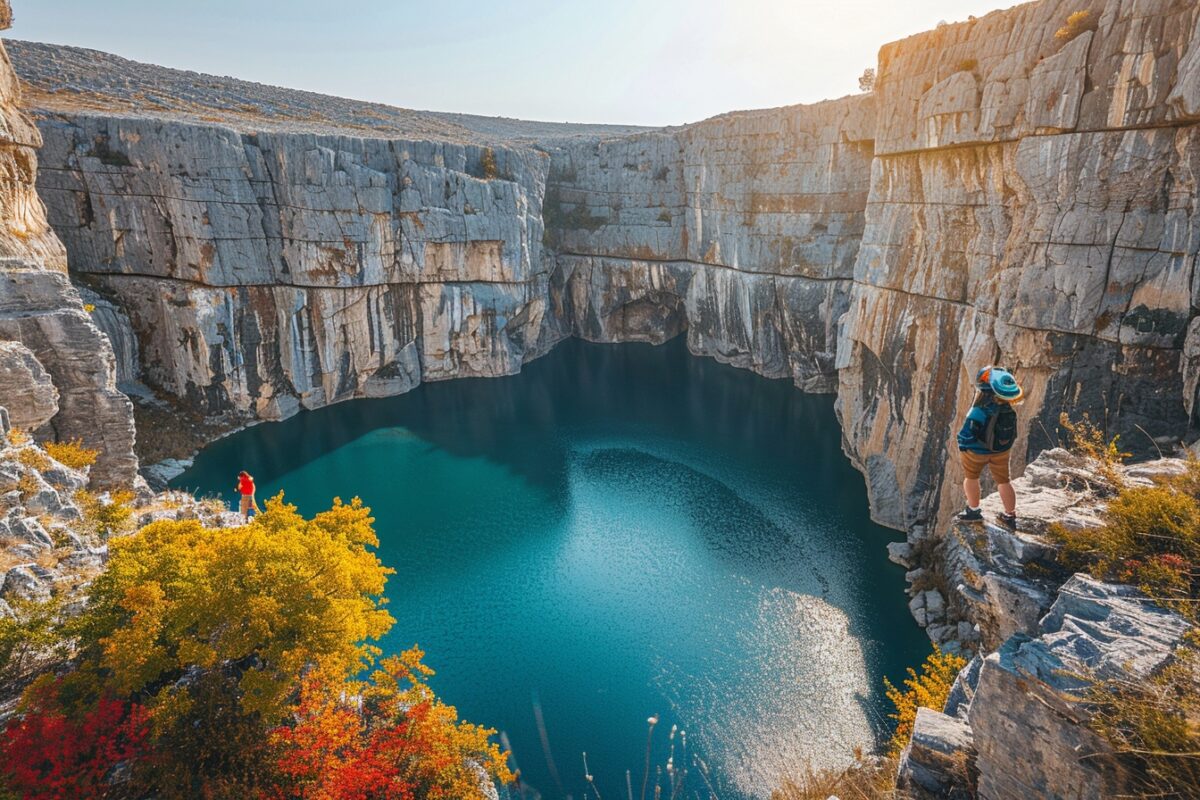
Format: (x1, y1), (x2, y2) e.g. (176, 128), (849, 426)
(956, 407), (988, 450)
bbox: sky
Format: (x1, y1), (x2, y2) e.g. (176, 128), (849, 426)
(7, 0), (1019, 127)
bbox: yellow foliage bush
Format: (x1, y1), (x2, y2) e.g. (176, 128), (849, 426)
(1048, 460), (1200, 619)
(15, 447), (50, 474)
(43, 439), (99, 470)
(76, 489), (136, 538)
(884, 644), (966, 756)
(74, 494), (394, 721)
(1055, 10), (1094, 41)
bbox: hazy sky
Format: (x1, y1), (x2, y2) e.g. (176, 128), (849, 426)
(8, 0), (1017, 126)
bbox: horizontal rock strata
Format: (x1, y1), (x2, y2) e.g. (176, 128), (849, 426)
(8, 0), (1200, 528)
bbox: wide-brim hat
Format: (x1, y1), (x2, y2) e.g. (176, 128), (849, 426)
(988, 368), (1023, 401)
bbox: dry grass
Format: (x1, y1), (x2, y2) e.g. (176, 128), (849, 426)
(773, 755), (897, 800)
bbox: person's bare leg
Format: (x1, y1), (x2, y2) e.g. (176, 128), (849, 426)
(997, 482), (1016, 515)
(963, 477), (981, 508)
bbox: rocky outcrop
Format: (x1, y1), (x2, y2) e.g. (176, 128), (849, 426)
(0, 339), (56, 429)
(910, 573), (1193, 799)
(904, 447), (1188, 654)
(0, 4), (137, 488)
(547, 97), (873, 392)
(836, 0), (1200, 529)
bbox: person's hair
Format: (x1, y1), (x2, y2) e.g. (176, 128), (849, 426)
(239, 471), (249, 477)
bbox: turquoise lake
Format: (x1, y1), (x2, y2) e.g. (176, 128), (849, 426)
(174, 338), (927, 799)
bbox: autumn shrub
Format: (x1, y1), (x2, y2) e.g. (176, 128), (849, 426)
(15, 446), (50, 473)
(884, 644), (967, 756)
(269, 648), (512, 800)
(1055, 10), (1096, 41)
(43, 438), (99, 470)
(0, 596), (64, 701)
(1047, 460), (1200, 620)
(1059, 411), (1130, 488)
(1, 494), (512, 799)
(76, 488), (137, 538)
(72, 494), (394, 717)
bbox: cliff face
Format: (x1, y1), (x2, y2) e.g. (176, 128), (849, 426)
(546, 97), (874, 392)
(0, 5), (136, 487)
(32, 116), (556, 420)
(9, 0), (1200, 530)
(836, 0), (1200, 528)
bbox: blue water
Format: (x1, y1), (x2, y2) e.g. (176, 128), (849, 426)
(174, 338), (926, 799)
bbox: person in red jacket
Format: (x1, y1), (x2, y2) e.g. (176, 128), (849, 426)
(237, 470), (261, 520)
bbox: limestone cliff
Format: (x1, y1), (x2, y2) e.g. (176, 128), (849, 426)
(836, 0), (1200, 529)
(545, 96), (873, 392)
(29, 114), (555, 421)
(7, 0), (1200, 530)
(0, 5), (136, 487)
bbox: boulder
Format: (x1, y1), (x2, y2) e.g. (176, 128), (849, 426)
(0, 340), (58, 431)
(896, 707), (976, 798)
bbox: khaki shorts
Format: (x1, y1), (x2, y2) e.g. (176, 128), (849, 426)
(960, 450), (1011, 483)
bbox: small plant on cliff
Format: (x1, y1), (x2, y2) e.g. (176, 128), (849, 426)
(43, 439), (98, 471)
(1055, 10), (1096, 41)
(75, 488), (136, 539)
(1059, 411), (1130, 488)
(883, 644), (967, 757)
(480, 147), (499, 180)
(858, 68), (876, 93)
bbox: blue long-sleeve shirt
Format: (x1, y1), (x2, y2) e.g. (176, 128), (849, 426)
(957, 395), (1011, 454)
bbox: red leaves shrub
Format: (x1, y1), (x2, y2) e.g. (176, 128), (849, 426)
(268, 679), (418, 800)
(0, 682), (149, 800)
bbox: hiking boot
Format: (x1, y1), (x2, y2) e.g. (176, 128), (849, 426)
(998, 512), (1018, 531)
(957, 506), (983, 522)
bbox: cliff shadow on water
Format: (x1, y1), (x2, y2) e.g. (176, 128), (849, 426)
(175, 336), (927, 799)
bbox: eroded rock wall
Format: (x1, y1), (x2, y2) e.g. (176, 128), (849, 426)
(836, 0), (1200, 529)
(0, 2), (136, 487)
(31, 115), (557, 421)
(546, 96), (874, 392)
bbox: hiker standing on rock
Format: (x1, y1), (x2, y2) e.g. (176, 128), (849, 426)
(237, 470), (261, 520)
(956, 366), (1022, 530)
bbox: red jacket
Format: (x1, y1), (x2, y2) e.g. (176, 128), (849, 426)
(237, 475), (255, 496)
